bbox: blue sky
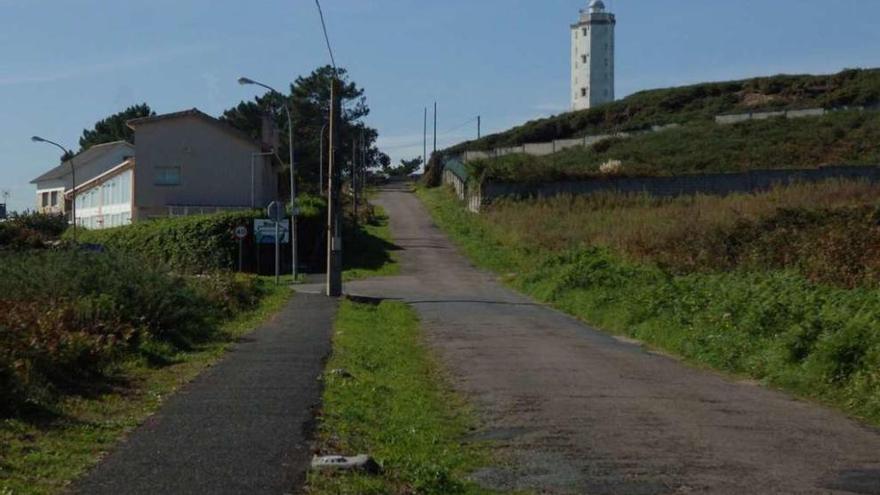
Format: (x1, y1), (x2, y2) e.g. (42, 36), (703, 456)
(2, 0), (880, 212)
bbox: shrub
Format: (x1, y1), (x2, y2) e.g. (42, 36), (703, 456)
(0, 249), (262, 412)
(0, 212), (69, 250)
(69, 211), (261, 273)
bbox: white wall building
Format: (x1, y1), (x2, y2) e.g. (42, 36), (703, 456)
(571, 0), (616, 111)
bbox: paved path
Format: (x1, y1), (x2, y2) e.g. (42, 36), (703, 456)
(74, 293), (336, 495)
(330, 184), (880, 494)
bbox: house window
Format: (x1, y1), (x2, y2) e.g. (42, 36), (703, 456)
(50, 191), (58, 206)
(41, 192), (49, 207)
(583, 28), (587, 36)
(582, 55), (587, 64)
(155, 166), (181, 186)
(581, 88), (587, 97)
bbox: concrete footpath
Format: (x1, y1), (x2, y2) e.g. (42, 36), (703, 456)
(73, 293), (337, 495)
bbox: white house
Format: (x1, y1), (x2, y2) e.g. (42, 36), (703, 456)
(30, 141), (134, 217)
(571, 0), (616, 111)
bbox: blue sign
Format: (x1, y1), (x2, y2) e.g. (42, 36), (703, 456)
(254, 219), (290, 245)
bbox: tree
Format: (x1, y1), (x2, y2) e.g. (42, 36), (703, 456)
(78, 104), (154, 151)
(222, 66), (388, 196)
(383, 157), (423, 176)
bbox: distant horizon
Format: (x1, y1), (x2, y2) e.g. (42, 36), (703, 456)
(3, 0), (880, 213)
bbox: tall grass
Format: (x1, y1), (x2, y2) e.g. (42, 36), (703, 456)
(484, 180), (880, 288)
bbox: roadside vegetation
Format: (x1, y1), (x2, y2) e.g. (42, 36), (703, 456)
(0, 212), (293, 494)
(308, 299), (493, 495)
(451, 68), (880, 152)
(467, 110), (880, 183)
(417, 183), (880, 425)
(343, 205), (401, 281)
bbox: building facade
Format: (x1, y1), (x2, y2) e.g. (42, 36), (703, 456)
(126, 109), (277, 221)
(571, 0), (616, 111)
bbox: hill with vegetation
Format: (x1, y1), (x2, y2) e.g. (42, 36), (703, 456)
(468, 109), (880, 183)
(449, 68), (880, 154)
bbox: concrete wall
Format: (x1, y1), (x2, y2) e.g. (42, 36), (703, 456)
(716, 107), (835, 124)
(476, 165), (880, 207)
(132, 115), (276, 220)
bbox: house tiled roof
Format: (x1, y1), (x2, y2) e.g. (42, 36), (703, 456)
(127, 108), (263, 149)
(30, 141), (134, 184)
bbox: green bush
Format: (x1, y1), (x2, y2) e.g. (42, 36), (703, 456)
(0, 249), (262, 413)
(0, 212), (69, 250)
(69, 211), (260, 273)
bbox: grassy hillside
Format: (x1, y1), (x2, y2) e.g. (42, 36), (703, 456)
(451, 68), (880, 153)
(468, 109), (880, 182)
(417, 182), (880, 425)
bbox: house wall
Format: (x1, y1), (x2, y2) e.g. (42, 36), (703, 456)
(74, 169), (133, 229)
(132, 116), (276, 220)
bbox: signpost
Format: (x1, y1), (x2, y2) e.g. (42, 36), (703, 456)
(234, 225), (248, 272)
(267, 202), (284, 285)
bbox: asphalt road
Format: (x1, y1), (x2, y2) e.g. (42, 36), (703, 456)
(340, 183), (880, 494)
(73, 293), (336, 495)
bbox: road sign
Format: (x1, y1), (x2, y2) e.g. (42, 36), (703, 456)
(254, 219), (290, 244)
(234, 225), (248, 240)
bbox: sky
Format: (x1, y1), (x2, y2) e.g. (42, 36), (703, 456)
(2, 0), (880, 213)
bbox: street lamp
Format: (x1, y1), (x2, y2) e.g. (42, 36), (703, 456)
(238, 77), (298, 281)
(32, 136), (76, 241)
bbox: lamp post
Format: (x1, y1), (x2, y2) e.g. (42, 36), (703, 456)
(238, 77), (297, 281)
(32, 136), (76, 241)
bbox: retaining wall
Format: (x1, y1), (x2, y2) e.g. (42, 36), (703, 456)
(477, 165), (880, 207)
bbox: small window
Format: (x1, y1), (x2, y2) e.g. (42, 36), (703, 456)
(581, 88), (587, 97)
(41, 192), (49, 207)
(50, 191), (58, 206)
(583, 28), (587, 36)
(582, 55), (587, 64)
(155, 166), (181, 186)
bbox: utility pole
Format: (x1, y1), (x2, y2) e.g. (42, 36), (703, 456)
(433, 101), (438, 155)
(478, 115), (481, 139)
(423, 107), (428, 168)
(326, 78), (342, 297)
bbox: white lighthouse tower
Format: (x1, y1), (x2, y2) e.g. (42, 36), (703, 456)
(571, 0), (616, 111)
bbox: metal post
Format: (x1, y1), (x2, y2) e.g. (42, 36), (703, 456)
(326, 78), (342, 297)
(283, 104), (298, 282)
(478, 115), (481, 139)
(275, 220), (280, 285)
(433, 101), (438, 155)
